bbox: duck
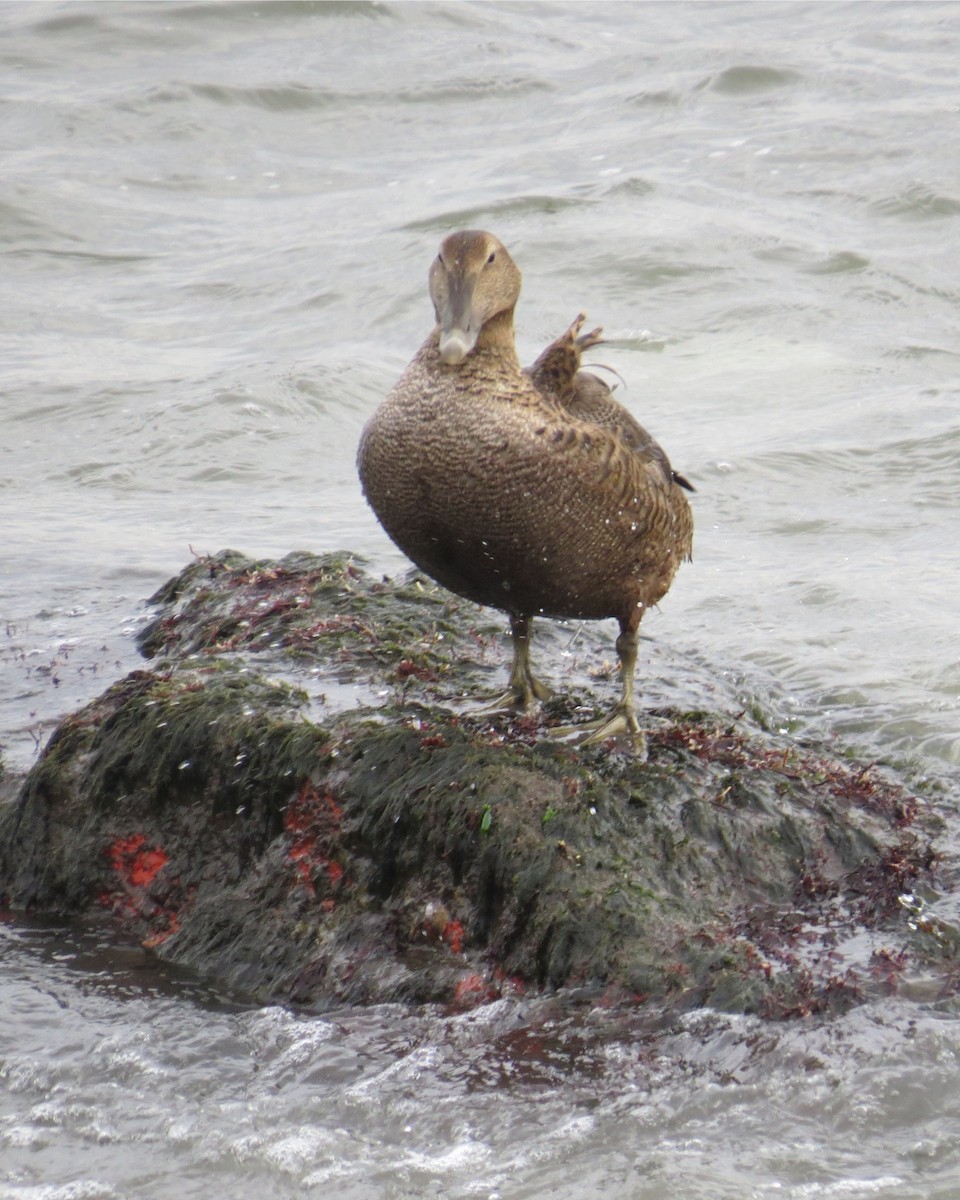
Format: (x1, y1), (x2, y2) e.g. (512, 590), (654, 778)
(357, 230), (693, 745)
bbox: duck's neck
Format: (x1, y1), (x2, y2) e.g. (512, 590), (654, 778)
(474, 309), (521, 368)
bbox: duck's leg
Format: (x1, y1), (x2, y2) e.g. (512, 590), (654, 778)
(507, 614), (552, 706)
(579, 619), (644, 748)
(553, 610), (646, 753)
(479, 614), (552, 712)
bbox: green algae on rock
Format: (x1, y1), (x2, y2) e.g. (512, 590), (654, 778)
(0, 551), (947, 1015)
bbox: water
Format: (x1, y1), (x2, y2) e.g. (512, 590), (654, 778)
(5, 918), (960, 1200)
(1, 1), (959, 1195)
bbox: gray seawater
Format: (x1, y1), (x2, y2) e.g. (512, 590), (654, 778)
(2, 1), (960, 1196)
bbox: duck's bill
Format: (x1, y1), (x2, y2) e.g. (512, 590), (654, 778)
(438, 327), (477, 364)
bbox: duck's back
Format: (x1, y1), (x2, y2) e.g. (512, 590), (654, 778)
(358, 336), (693, 624)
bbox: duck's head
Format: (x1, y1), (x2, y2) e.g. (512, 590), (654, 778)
(429, 230), (521, 365)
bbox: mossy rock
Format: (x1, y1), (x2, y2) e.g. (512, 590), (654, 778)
(0, 551), (947, 1016)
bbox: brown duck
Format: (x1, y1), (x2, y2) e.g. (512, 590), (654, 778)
(357, 230), (693, 744)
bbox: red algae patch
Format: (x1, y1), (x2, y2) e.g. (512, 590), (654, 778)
(100, 833), (184, 950)
(283, 781), (348, 902)
(107, 834), (169, 889)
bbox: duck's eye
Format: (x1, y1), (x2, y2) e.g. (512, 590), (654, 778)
(486, 251), (496, 265)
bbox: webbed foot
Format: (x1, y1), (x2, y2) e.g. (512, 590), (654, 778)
(476, 674), (552, 715)
(528, 312), (605, 399)
(550, 704), (647, 757)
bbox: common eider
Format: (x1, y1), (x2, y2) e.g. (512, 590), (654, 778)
(357, 230), (694, 745)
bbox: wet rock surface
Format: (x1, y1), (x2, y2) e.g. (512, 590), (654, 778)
(0, 551), (950, 1015)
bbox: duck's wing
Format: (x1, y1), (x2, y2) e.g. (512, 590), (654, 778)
(528, 313), (696, 498)
(528, 400), (695, 581)
(566, 373), (696, 493)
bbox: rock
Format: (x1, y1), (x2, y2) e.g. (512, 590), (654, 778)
(0, 551), (947, 1015)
